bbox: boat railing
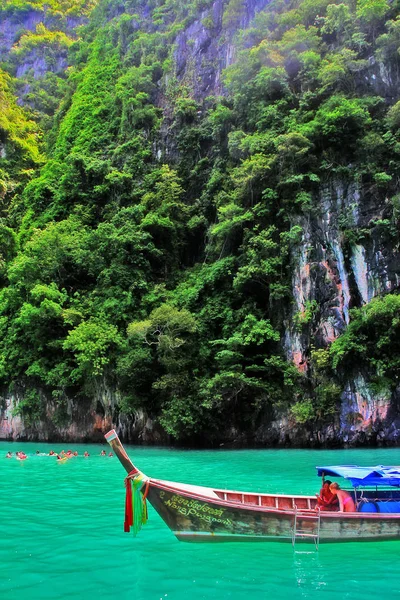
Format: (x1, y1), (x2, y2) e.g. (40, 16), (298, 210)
(214, 490), (317, 511)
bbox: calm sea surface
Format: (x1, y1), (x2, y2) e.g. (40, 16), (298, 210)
(1, 442), (400, 600)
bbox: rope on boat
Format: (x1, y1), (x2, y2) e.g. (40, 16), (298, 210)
(124, 470), (149, 535)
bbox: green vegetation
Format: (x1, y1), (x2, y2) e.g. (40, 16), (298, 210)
(0, 0), (97, 18)
(330, 294), (400, 383)
(0, 0), (399, 441)
(0, 70), (43, 165)
(11, 24), (73, 60)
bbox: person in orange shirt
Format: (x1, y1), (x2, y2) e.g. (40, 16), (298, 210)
(316, 480), (339, 511)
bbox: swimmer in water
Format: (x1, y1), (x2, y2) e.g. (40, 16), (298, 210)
(100, 450), (106, 456)
(108, 452), (113, 457)
(84, 451), (90, 457)
(6, 451), (12, 458)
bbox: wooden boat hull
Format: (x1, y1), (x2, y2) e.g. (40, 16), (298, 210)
(148, 483), (295, 542)
(105, 430), (400, 543)
(148, 481), (400, 543)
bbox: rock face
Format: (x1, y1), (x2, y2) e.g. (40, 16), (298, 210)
(0, 7), (84, 113)
(286, 181), (399, 365)
(0, 9), (82, 58)
(173, 0), (272, 99)
(252, 377), (400, 448)
(283, 176), (400, 446)
(0, 389), (112, 442)
(0, 10), (44, 57)
(169, 4), (400, 446)
(0, 384), (168, 444)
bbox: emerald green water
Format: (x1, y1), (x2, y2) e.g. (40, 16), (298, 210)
(1, 442), (400, 600)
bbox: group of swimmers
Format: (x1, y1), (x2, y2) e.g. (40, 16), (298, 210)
(9, 451), (29, 460)
(5, 449), (113, 460)
(316, 479), (356, 512)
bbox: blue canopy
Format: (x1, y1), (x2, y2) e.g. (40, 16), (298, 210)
(316, 465), (400, 488)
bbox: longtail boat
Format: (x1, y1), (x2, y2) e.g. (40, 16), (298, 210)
(106, 430), (400, 544)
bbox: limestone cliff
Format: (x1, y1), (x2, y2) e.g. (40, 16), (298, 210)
(1, 0), (400, 446)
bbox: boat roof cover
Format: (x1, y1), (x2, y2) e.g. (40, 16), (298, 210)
(316, 465), (400, 487)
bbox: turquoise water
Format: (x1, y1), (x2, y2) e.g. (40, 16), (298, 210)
(1, 442), (400, 600)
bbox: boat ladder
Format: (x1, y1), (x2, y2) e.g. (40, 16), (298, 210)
(292, 508), (321, 551)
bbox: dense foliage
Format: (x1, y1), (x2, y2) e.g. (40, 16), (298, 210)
(0, 0), (399, 442)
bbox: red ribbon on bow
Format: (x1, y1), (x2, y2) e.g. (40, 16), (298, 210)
(124, 470), (137, 533)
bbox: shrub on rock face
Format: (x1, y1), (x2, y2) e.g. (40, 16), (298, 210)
(330, 294), (400, 383)
(386, 101), (400, 130)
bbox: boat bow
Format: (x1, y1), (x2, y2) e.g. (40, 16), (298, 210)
(105, 429), (150, 535)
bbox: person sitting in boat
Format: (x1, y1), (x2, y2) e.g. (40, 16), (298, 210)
(329, 482), (356, 512)
(316, 480), (339, 511)
(6, 451), (12, 458)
